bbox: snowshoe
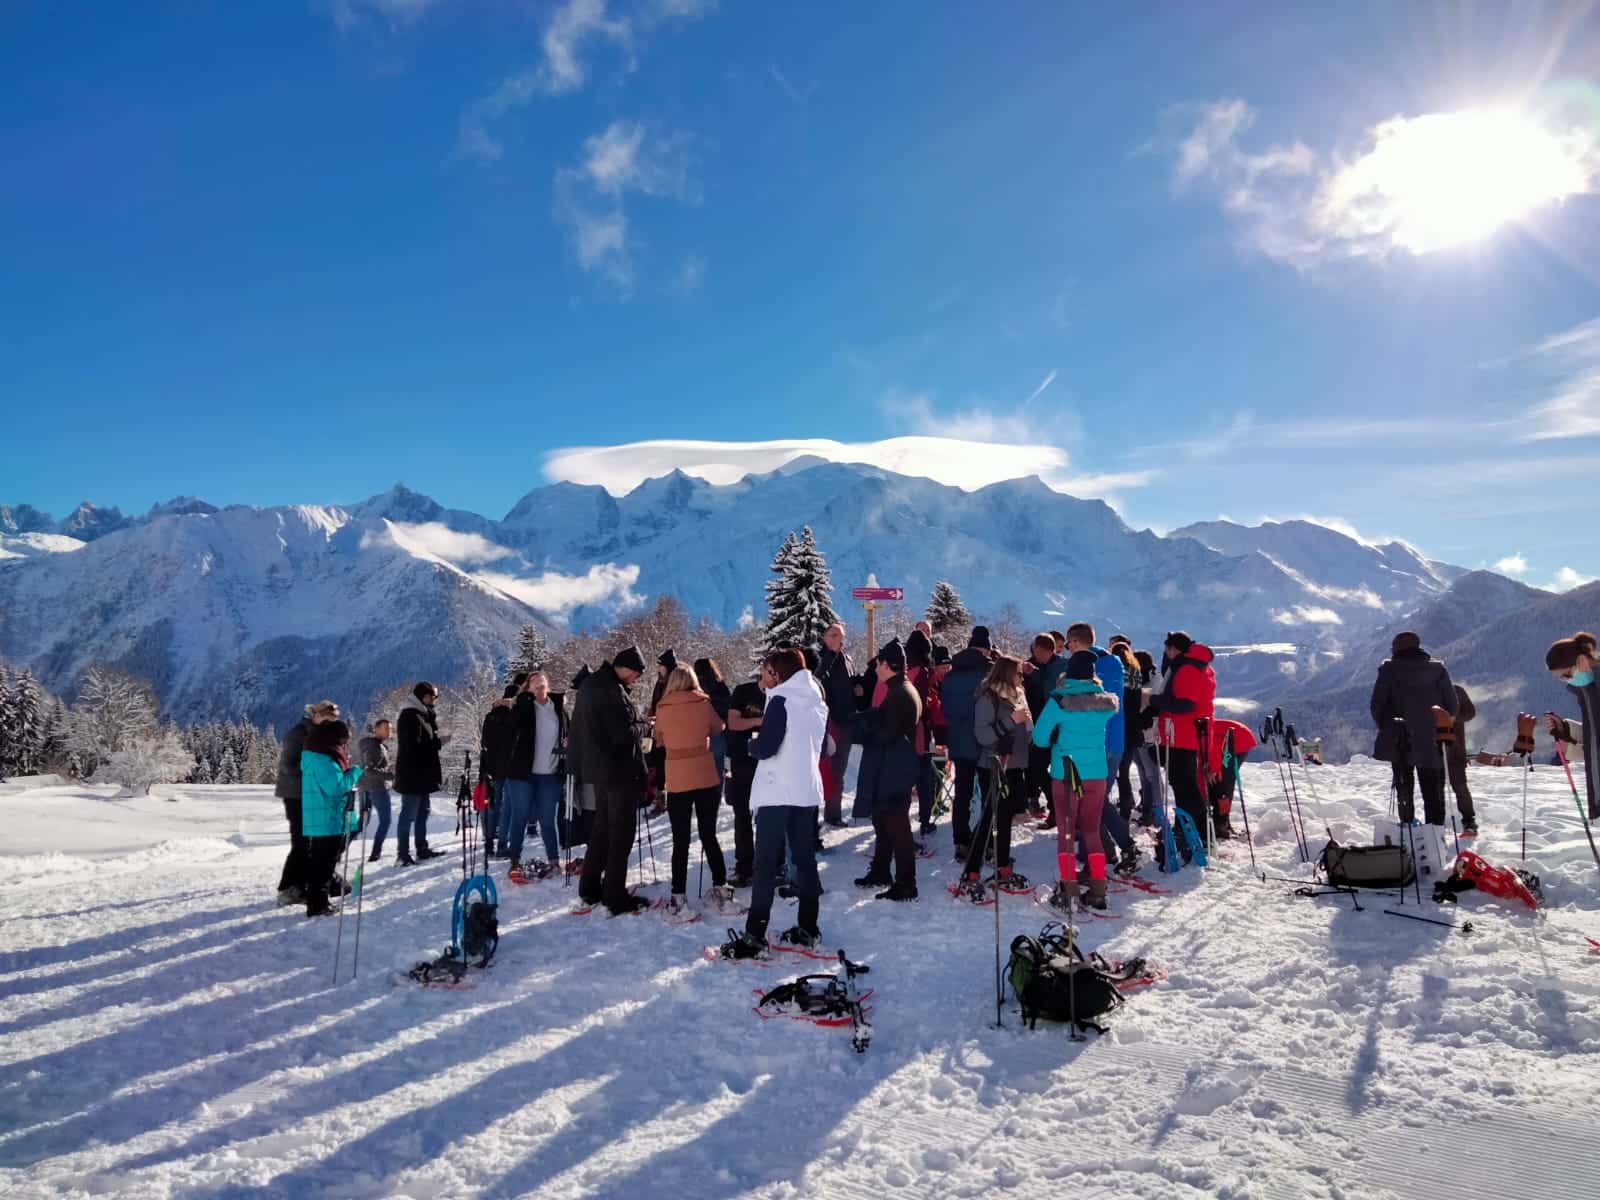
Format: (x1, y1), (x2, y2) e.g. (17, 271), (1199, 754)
(608, 894), (651, 917)
(276, 886), (304, 908)
(1173, 810), (1208, 867)
(407, 952), (474, 989)
(993, 870), (1033, 895)
(396, 854), (417, 867)
(569, 895), (600, 916)
(776, 926), (821, 951)
(713, 928), (770, 961)
(1120, 876), (1174, 896)
(948, 874), (994, 905)
(1460, 820), (1479, 838)
(752, 952), (873, 1052)
(654, 894), (701, 926)
(507, 861), (530, 885)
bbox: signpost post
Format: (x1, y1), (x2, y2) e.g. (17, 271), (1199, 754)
(851, 575), (904, 657)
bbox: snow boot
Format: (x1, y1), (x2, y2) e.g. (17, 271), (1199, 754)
(855, 870), (892, 889)
(665, 893), (691, 917)
(875, 882), (919, 902)
(777, 925), (821, 951)
(953, 842), (971, 863)
(416, 847), (446, 861)
(608, 894), (651, 917)
(1461, 818), (1479, 837)
(920, 821), (936, 838)
(708, 883), (737, 906)
(276, 886), (304, 907)
(396, 853), (416, 867)
(1115, 845), (1141, 877)
(720, 929), (770, 960)
(728, 872), (753, 889)
(995, 865), (1032, 893)
(1084, 852), (1108, 910)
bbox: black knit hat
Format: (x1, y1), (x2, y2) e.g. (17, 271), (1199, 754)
(658, 648), (678, 671)
(932, 645), (952, 667)
(969, 626), (992, 650)
(1163, 631), (1193, 655)
(878, 638), (906, 673)
(1066, 650), (1099, 681)
(614, 646), (647, 674)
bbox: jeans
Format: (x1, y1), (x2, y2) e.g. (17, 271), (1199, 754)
(397, 793), (432, 858)
(365, 788), (392, 857)
(965, 765), (1025, 876)
(495, 779), (513, 848)
(1135, 744), (1161, 820)
(746, 805), (822, 940)
(824, 722), (852, 823)
(530, 773), (563, 862)
(501, 779), (533, 863)
(278, 796), (307, 893)
(669, 785), (726, 894)
(724, 761), (756, 879)
(578, 782), (642, 912)
(870, 798), (915, 884)
(1098, 753), (1135, 854)
(952, 757), (978, 846)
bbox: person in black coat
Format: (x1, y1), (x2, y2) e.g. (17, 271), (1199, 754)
(573, 647), (651, 915)
(479, 682), (520, 856)
(1445, 683), (1478, 835)
(815, 623), (856, 827)
(394, 681), (449, 864)
(274, 699), (340, 904)
(851, 639), (922, 900)
(1370, 632), (1458, 826)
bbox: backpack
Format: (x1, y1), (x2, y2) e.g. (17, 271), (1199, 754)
(1005, 925), (1126, 1033)
(1320, 839), (1415, 890)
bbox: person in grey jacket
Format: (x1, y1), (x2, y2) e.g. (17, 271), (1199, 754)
(357, 718), (395, 862)
(274, 700), (339, 906)
(1370, 631), (1458, 825)
(955, 654), (1033, 895)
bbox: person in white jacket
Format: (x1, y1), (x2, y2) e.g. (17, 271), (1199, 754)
(719, 648), (831, 959)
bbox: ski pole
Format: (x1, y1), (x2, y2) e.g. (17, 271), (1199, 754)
(1521, 753), (1530, 862)
(636, 799), (646, 888)
(1278, 721), (1310, 862)
(988, 768), (1004, 1028)
(645, 800), (659, 884)
(1262, 719), (1305, 862)
(1384, 908), (1471, 933)
(1227, 733), (1256, 870)
(563, 773), (574, 888)
(1286, 724), (1332, 846)
(333, 793), (354, 985)
(1550, 731), (1600, 872)
(353, 787), (369, 978)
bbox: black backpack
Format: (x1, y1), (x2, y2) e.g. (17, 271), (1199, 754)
(1006, 924), (1127, 1033)
(1321, 840), (1415, 889)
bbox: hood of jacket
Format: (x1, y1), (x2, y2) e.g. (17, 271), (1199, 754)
(771, 667), (827, 712)
(401, 694), (433, 719)
(654, 688), (707, 711)
(950, 646), (991, 674)
(1051, 678), (1119, 710)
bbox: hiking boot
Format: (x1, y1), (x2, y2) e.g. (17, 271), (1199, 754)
(1047, 880), (1079, 911)
(777, 925), (820, 950)
(720, 929), (769, 960)
(367, 849), (382, 864)
(824, 817), (849, 829)
(953, 873), (989, 903)
(328, 875), (352, 897)
(875, 882), (919, 902)
(920, 821), (936, 838)
(608, 894), (650, 917)
(664, 893), (690, 916)
(416, 847), (446, 861)
(507, 858), (524, 877)
(728, 872), (753, 889)
(1115, 846), (1141, 877)
(396, 854), (416, 867)
(855, 871), (892, 889)
(305, 896), (336, 918)
(708, 883), (737, 906)
(276, 886), (304, 907)
(777, 883), (798, 900)
(1085, 878), (1108, 909)
(953, 842), (971, 863)
(1461, 818), (1479, 837)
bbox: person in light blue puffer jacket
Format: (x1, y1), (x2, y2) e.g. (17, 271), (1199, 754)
(300, 720), (362, 917)
(1032, 652), (1118, 910)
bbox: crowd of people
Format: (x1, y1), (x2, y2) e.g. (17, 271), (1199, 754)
(268, 616), (1600, 955)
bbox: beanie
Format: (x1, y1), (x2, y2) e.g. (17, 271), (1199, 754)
(613, 646), (647, 674)
(878, 638), (906, 674)
(1066, 650), (1099, 681)
(969, 626), (992, 650)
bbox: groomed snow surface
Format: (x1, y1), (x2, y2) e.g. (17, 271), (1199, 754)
(3, 760), (1599, 1199)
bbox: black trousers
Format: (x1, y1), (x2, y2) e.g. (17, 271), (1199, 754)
(278, 797), (307, 893)
(304, 834), (345, 914)
(1393, 761), (1447, 825)
(724, 762), (756, 879)
(870, 798), (915, 884)
(1027, 744), (1051, 812)
(1445, 750), (1476, 822)
(1166, 748), (1208, 847)
(578, 782), (643, 912)
(1116, 753), (1136, 820)
(964, 765), (1025, 876)
(668, 785), (726, 893)
(952, 757), (978, 846)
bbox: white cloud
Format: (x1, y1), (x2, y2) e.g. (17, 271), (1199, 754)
(1493, 553), (1529, 577)
(1213, 697), (1262, 716)
(458, 0), (709, 162)
(376, 521), (515, 567)
(1271, 605), (1344, 626)
(476, 563), (642, 617)
(552, 122), (699, 289)
(545, 436), (1132, 498)
(1519, 317), (1600, 442)
(1166, 100), (1599, 267)
(1550, 566), (1596, 592)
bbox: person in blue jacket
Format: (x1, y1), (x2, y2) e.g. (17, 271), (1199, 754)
(940, 627), (994, 858)
(300, 720), (363, 917)
(1032, 651), (1118, 910)
(1067, 622), (1140, 876)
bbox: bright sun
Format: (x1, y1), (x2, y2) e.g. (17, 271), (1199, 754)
(1327, 109), (1591, 253)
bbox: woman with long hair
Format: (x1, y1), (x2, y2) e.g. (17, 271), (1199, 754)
(652, 664), (731, 914)
(955, 654), (1034, 896)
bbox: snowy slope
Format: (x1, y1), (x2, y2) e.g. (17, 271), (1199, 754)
(3, 760), (1598, 1199)
(1, 465), (1491, 731)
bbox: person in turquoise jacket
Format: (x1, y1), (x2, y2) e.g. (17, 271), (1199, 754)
(299, 720), (363, 917)
(1032, 651), (1118, 910)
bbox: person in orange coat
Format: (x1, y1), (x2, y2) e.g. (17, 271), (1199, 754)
(653, 665), (730, 914)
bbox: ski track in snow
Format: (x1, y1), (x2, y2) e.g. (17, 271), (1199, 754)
(2, 762), (1598, 1199)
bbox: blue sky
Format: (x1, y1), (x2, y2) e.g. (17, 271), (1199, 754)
(3, 1), (1597, 588)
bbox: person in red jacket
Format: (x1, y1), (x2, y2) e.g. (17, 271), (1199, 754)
(1207, 717), (1256, 839)
(1149, 631), (1216, 853)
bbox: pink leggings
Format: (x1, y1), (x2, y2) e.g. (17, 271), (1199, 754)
(1053, 777), (1106, 861)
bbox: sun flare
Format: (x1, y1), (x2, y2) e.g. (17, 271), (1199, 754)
(1322, 109), (1592, 253)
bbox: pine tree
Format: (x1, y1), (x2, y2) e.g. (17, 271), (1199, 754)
(507, 624), (550, 681)
(217, 746), (240, 784)
(0, 666), (16, 779)
(761, 527), (838, 655)
(924, 581), (972, 639)
(13, 669), (43, 775)
(67, 667), (159, 778)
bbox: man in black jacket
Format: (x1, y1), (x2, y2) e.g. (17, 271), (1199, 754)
(1370, 632), (1458, 826)
(816, 623), (856, 827)
(479, 682), (520, 857)
(573, 647), (651, 915)
(394, 681), (449, 864)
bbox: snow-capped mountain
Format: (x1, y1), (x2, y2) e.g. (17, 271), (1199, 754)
(0, 463), (1502, 730)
